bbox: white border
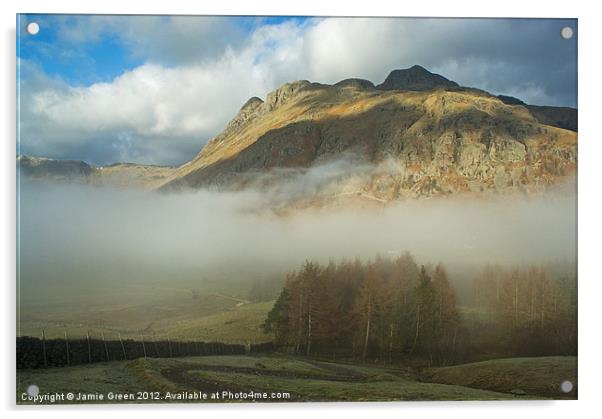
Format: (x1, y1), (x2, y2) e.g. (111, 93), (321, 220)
(2, 1), (601, 418)
(0, 0), (585, 18)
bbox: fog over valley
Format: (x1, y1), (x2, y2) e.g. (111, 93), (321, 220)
(18, 175), (576, 307)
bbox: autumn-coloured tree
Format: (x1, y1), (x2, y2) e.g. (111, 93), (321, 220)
(352, 266), (384, 359)
(431, 264), (459, 364)
(410, 266), (436, 358)
(469, 264), (576, 356)
(264, 256), (574, 364)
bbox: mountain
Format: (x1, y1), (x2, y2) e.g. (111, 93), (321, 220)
(18, 155), (94, 181)
(523, 105), (577, 132)
(20, 66), (577, 203)
(376, 65), (459, 91)
(18, 155), (175, 189)
(497, 95), (577, 131)
(158, 66), (577, 201)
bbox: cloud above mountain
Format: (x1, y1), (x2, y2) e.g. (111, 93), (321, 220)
(18, 16), (577, 166)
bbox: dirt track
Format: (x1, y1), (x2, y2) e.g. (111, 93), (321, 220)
(159, 361), (370, 402)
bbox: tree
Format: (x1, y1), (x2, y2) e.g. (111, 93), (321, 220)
(263, 286), (291, 343)
(411, 266), (436, 357)
(353, 266), (384, 359)
(431, 263), (459, 363)
(470, 264), (577, 357)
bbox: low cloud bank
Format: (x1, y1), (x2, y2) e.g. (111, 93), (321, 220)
(18, 172), (577, 303)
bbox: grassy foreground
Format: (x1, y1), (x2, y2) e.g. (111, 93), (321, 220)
(17, 354), (576, 404)
(427, 356), (577, 399)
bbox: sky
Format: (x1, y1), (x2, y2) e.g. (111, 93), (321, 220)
(17, 15), (578, 166)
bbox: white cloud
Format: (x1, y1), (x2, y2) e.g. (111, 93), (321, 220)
(19, 17), (577, 165)
(44, 15), (246, 65)
(19, 19), (312, 165)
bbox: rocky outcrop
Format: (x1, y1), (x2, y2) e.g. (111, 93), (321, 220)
(333, 78), (375, 90)
(376, 65), (459, 91)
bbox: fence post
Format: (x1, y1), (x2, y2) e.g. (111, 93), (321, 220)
(152, 335), (159, 358)
(41, 328), (47, 368)
(118, 333), (127, 360)
(64, 327), (70, 366)
(101, 331), (109, 362)
(167, 334), (173, 358)
(140, 334), (147, 359)
(86, 330), (92, 363)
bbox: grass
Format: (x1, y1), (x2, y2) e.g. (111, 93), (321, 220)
(166, 301), (274, 342)
(18, 283), (274, 343)
(190, 369), (514, 401)
(18, 354), (567, 404)
(427, 356), (577, 399)
(174, 355), (329, 375)
(17, 361), (158, 404)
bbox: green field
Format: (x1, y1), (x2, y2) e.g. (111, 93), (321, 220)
(426, 356), (577, 398)
(17, 354), (576, 404)
(18, 282), (274, 343)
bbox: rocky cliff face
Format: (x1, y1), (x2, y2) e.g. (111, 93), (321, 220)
(159, 66), (577, 202)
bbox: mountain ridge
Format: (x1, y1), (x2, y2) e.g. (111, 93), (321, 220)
(19, 66), (578, 203)
(18, 155), (176, 188)
(157, 66), (577, 201)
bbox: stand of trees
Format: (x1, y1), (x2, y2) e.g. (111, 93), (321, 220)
(264, 255), (577, 365)
(264, 253), (459, 365)
(470, 264), (577, 356)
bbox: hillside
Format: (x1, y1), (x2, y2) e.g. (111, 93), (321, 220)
(497, 95), (577, 131)
(18, 155), (175, 189)
(159, 65), (577, 200)
(427, 356), (577, 398)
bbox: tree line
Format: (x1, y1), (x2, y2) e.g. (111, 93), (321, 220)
(263, 253), (459, 365)
(264, 254), (576, 365)
(470, 264), (576, 356)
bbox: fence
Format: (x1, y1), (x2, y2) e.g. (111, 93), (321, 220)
(17, 335), (275, 369)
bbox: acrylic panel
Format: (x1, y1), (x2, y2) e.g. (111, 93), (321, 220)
(16, 14), (578, 404)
